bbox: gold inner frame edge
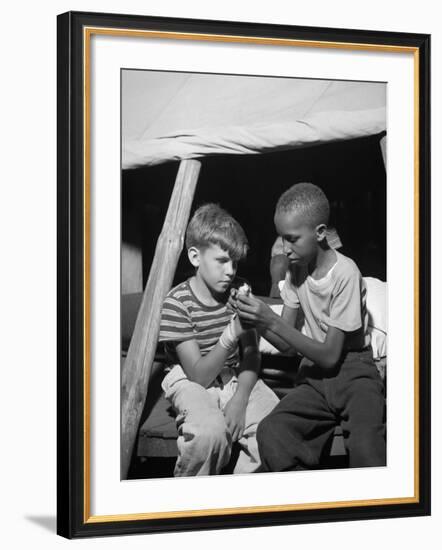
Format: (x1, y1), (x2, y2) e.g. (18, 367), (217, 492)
(82, 26), (421, 524)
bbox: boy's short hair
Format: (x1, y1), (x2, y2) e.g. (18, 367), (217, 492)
(186, 203), (248, 262)
(276, 183), (330, 227)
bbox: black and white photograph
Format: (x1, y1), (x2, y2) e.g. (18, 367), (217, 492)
(52, 7), (431, 540)
(120, 70), (388, 481)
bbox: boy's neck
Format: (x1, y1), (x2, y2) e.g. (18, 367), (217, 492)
(308, 245), (337, 280)
(189, 273), (223, 306)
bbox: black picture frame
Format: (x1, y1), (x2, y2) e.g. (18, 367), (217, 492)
(57, 10), (431, 539)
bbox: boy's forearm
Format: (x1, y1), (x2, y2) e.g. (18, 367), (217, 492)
(190, 314), (243, 387)
(259, 329), (297, 356)
(264, 316), (342, 368)
(234, 351), (260, 403)
(234, 360), (260, 405)
(234, 328), (261, 401)
(269, 282), (282, 299)
(192, 345), (259, 392)
(190, 343), (235, 387)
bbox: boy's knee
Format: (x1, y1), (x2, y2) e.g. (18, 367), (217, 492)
(347, 425), (386, 467)
(257, 413), (312, 471)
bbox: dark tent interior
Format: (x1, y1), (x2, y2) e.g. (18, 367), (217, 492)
(122, 131), (386, 298)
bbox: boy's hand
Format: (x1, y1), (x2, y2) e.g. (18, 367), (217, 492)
(223, 393), (247, 442)
(236, 294), (277, 332)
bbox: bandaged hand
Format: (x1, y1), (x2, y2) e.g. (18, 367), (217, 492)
(219, 314), (244, 351)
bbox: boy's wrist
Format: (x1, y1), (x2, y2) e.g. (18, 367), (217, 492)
(219, 332), (236, 351)
(267, 311), (280, 334)
(234, 373), (257, 401)
(219, 315), (243, 350)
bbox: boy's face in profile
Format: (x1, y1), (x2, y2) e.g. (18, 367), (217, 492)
(274, 210), (323, 266)
(189, 243), (237, 294)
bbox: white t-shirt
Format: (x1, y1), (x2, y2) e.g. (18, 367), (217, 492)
(281, 251), (370, 351)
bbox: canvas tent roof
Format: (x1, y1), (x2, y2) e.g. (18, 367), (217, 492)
(122, 72), (386, 169)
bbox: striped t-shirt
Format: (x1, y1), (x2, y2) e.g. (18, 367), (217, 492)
(159, 279), (239, 370)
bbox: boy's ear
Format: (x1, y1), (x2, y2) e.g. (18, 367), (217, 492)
(315, 223), (327, 242)
(187, 246), (200, 267)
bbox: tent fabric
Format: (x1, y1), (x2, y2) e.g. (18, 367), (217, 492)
(122, 73), (386, 169)
(123, 107), (386, 168)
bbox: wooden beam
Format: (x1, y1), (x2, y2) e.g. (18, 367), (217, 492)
(121, 159), (201, 478)
(379, 134), (387, 168)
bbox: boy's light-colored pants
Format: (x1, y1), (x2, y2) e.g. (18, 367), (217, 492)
(162, 365), (279, 477)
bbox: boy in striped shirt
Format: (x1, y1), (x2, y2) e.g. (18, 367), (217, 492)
(159, 204), (278, 476)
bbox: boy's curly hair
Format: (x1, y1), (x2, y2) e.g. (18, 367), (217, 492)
(186, 203), (248, 262)
(276, 182), (330, 226)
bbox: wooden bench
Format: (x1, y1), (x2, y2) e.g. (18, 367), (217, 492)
(133, 354), (348, 478)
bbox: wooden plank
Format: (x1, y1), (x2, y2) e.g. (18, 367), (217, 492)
(121, 159), (201, 478)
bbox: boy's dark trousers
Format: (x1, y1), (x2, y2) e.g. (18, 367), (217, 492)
(257, 350), (386, 471)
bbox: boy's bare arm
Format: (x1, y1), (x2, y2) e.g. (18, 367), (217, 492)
(265, 316), (345, 368)
(223, 329), (260, 441)
(269, 254), (288, 298)
(229, 289), (298, 354)
(237, 294), (345, 369)
(258, 305), (300, 355)
(175, 338), (236, 388)
(235, 329), (261, 399)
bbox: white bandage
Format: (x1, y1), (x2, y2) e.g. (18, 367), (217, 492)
(219, 314), (243, 351)
(220, 282), (251, 350)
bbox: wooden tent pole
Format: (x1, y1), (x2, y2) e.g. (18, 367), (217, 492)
(121, 159), (201, 478)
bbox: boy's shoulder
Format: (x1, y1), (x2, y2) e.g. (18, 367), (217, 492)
(288, 251), (361, 287)
(165, 279), (190, 301)
(334, 251), (362, 280)
(162, 279), (194, 314)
